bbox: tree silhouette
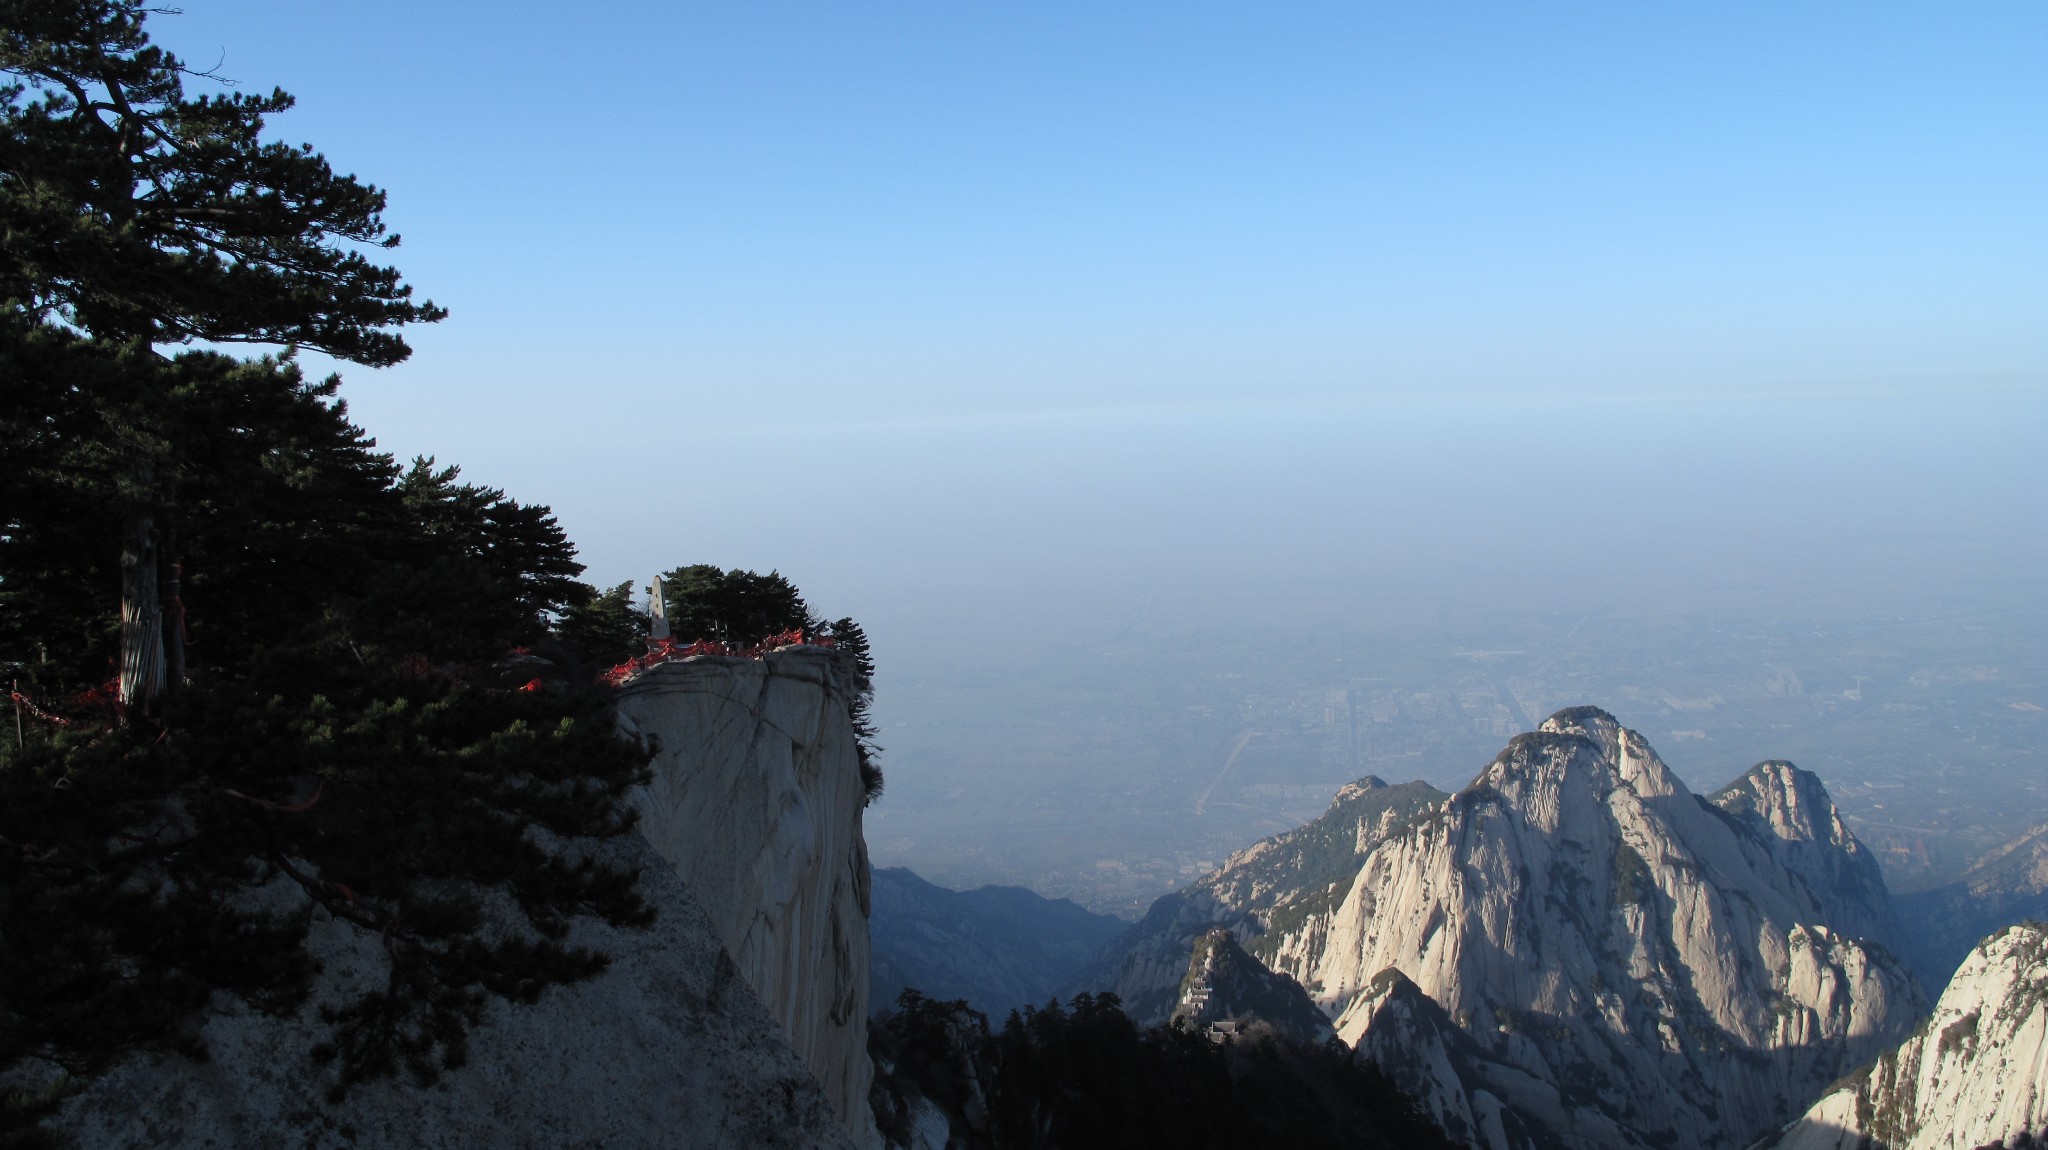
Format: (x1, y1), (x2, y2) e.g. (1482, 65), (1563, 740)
(2, 0), (443, 710)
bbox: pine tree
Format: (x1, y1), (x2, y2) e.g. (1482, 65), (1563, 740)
(829, 616), (885, 802)
(656, 564), (819, 646)
(1, 0), (443, 711)
(0, 8), (655, 1138)
(1, 359), (657, 1127)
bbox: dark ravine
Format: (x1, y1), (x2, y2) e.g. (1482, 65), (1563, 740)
(867, 988), (1459, 1150)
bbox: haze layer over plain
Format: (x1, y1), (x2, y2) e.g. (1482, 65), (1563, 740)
(147, 5), (2048, 908)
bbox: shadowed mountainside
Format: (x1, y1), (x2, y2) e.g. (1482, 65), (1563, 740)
(870, 867), (1128, 1020)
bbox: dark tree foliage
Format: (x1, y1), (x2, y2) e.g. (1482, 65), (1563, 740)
(980, 994), (1455, 1150)
(550, 580), (646, 675)
(0, 350), (653, 1134)
(656, 564), (819, 646)
(0, 0), (443, 359)
(828, 616), (884, 802)
(0, 0), (446, 711)
(868, 991), (997, 1149)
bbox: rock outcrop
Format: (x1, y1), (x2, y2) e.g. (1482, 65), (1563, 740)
(1895, 823), (2048, 993)
(617, 647), (878, 1145)
(1763, 922), (2048, 1150)
(870, 866), (1128, 1019)
(1170, 928), (1334, 1044)
(1078, 776), (1447, 1023)
(1710, 760), (1900, 947)
(1348, 968), (1582, 1150)
(53, 835), (861, 1150)
(1315, 708), (1922, 1150)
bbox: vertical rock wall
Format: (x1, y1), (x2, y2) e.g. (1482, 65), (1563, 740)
(616, 648), (877, 1148)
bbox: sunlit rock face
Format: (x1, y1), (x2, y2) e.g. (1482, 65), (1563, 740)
(1763, 922), (2048, 1150)
(617, 648), (878, 1148)
(1077, 776), (1448, 1024)
(1318, 708), (1922, 1150)
(1709, 759), (1901, 947)
(56, 836), (860, 1150)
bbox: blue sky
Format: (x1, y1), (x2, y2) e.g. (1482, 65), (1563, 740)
(155, 3), (2045, 629)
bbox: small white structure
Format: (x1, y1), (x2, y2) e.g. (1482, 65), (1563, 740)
(648, 577), (671, 641)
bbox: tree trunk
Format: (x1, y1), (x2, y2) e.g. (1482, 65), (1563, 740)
(119, 510), (165, 711)
(163, 556), (185, 689)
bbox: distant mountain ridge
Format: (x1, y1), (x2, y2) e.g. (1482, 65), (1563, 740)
(1894, 821), (2048, 993)
(868, 867), (1128, 1019)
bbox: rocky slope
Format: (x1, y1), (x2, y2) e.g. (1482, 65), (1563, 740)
(52, 644), (886, 1149)
(617, 647), (879, 1145)
(1169, 928), (1334, 1043)
(1763, 921), (2048, 1150)
(1894, 823), (2048, 993)
(870, 867), (1128, 1020)
(1317, 708), (1922, 1150)
(54, 835), (860, 1150)
(1078, 776), (1447, 1023)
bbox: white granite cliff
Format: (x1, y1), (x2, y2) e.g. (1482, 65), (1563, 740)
(617, 647), (879, 1148)
(1321, 708), (1922, 1150)
(1763, 921), (2048, 1150)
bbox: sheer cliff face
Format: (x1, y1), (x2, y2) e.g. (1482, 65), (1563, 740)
(1322, 709), (1921, 1150)
(1767, 922), (2048, 1150)
(617, 648), (877, 1147)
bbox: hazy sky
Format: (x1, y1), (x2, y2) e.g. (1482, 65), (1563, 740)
(155, 2), (2045, 665)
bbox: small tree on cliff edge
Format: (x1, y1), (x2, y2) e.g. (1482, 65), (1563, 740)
(1, 0), (443, 711)
(829, 616), (885, 802)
